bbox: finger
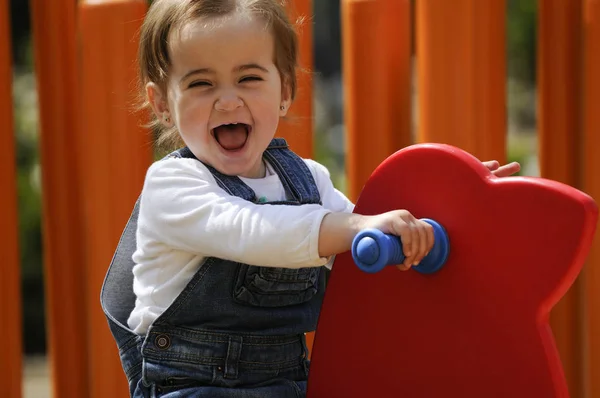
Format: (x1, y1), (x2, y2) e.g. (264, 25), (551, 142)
(413, 221), (429, 265)
(419, 221), (435, 263)
(396, 263), (411, 271)
(482, 160), (499, 171)
(426, 221), (435, 253)
(492, 162), (521, 177)
(397, 223), (412, 258)
(408, 221), (421, 267)
(395, 212), (419, 267)
(397, 223), (416, 268)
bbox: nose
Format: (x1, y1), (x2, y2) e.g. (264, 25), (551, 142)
(214, 90), (243, 112)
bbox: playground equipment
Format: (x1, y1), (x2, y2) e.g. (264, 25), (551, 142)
(1, 0), (599, 397)
(307, 143), (598, 397)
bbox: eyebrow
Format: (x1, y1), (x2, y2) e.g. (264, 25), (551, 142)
(179, 63), (269, 84)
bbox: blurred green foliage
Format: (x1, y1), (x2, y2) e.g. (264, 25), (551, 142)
(507, 0), (538, 87)
(13, 64), (46, 354)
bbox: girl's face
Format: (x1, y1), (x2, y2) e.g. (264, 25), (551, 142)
(148, 13), (290, 178)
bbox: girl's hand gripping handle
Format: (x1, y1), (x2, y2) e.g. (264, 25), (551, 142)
(351, 218), (450, 274)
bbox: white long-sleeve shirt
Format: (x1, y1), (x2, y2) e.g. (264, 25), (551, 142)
(128, 156), (354, 335)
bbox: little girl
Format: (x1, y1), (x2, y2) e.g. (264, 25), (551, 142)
(101, 1), (520, 396)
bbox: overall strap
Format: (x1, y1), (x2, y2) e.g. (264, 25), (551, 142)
(263, 138), (321, 205)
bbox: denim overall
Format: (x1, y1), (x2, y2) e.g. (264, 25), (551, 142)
(101, 138), (326, 397)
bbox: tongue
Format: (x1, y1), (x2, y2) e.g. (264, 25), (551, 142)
(215, 124), (248, 150)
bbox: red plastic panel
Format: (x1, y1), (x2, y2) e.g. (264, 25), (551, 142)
(307, 144), (598, 398)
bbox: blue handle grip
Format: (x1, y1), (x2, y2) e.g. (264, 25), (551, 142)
(351, 218), (450, 274)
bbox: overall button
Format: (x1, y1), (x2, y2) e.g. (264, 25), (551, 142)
(155, 334), (171, 350)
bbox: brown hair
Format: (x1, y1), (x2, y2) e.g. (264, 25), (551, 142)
(137, 0), (301, 150)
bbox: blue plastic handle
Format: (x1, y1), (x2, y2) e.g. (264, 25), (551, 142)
(351, 218), (450, 274)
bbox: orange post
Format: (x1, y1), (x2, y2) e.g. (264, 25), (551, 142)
(537, 1), (585, 396)
(282, 0), (316, 355)
(583, 1), (600, 396)
(0, 1), (23, 396)
(416, 0), (506, 163)
(78, 1), (152, 397)
(280, 0), (313, 159)
(343, 0), (412, 202)
(30, 0), (89, 397)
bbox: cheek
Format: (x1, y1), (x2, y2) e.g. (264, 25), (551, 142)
(176, 102), (212, 140)
(254, 102), (281, 128)
(179, 96), (211, 121)
(252, 89), (283, 120)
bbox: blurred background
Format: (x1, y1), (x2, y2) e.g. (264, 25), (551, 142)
(7, 0), (538, 396)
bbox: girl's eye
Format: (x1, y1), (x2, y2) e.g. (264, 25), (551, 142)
(240, 76), (263, 83)
(189, 81), (211, 88)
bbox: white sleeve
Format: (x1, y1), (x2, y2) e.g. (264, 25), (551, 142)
(136, 158), (332, 268)
(303, 159), (356, 270)
(303, 159), (355, 214)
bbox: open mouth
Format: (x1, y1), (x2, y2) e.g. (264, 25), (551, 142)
(212, 123), (251, 151)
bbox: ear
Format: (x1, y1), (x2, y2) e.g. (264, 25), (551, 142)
(279, 78), (293, 117)
(146, 82), (173, 127)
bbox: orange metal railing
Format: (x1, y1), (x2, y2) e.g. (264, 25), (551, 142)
(538, 1), (585, 396)
(582, 1), (600, 396)
(280, 0), (317, 356)
(31, 0), (89, 397)
(31, 0), (151, 397)
(342, 0), (412, 202)
(78, 2), (152, 396)
(415, 0), (506, 164)
(280, 0), (314, 160)
(0, 0), (23, 396)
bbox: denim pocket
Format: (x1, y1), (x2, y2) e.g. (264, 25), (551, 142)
(233, 264), (320, 307)
(152, 377), (202, 397)
(149, 368), (216, 397)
